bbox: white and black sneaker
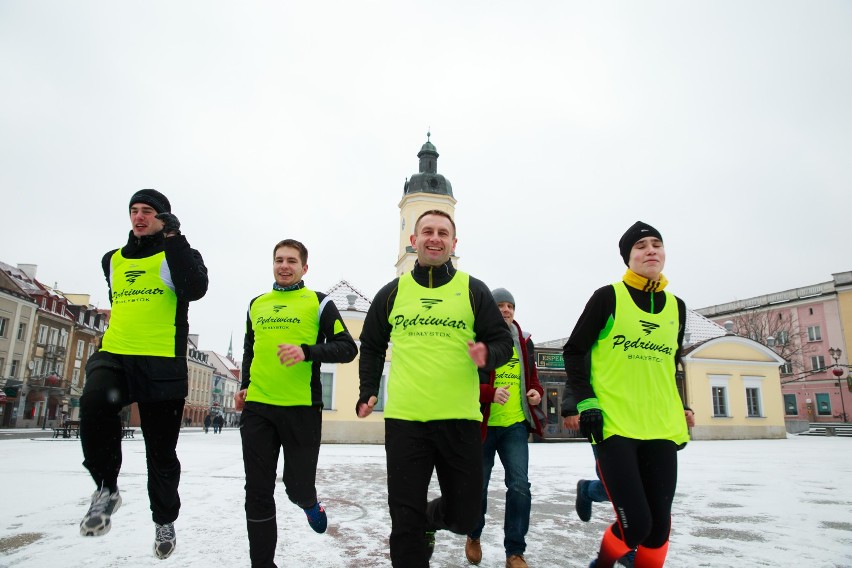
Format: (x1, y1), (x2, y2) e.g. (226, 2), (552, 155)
(79, 486), (122, 536)
(153, 522), (176, 559)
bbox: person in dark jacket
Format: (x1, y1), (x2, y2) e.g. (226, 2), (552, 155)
(78, 189), (208, 560)
(560, 221), (688, 568)
(235, 238), (357, 568)
(464, 288), (544, 568)
(204, 414), (212, 433)
(357, 210), (513, 568)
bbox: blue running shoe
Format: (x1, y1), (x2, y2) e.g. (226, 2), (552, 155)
(303, 502), (327, 533)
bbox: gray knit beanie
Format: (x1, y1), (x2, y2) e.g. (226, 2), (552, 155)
(491, 288), (515, 307)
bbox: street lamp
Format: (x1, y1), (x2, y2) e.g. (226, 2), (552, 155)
(829, 347), (846, 423)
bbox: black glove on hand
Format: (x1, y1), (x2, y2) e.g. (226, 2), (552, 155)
(155, 212), (181, 236)
(579, 408), (604, 444)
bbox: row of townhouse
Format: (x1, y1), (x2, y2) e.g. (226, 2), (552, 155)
(0, 262), (105, 428)
(0, 260), (240, 429)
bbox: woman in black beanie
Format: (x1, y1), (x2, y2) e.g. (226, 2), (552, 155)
(560, 221), (689, 568)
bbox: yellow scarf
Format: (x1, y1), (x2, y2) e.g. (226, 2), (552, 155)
(623, 268), (668, 292)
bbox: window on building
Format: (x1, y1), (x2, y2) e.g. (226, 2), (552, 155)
(320, 367), (335, 410)
(0, 317), (7, 338)
(779, 361), (793, 375)
(712, 386), (728, 417)
(743, 376), (764, 418)
(17, 322), (26, 341)
(783, 394), (797, 416)
(745, 388), (762, 417)
(807, 325), (821, 342)
(59, 329), (68, 348)
(33, 358), (42, 375)
(0, 357), (5, 376)
(10, 359), (20, 378)
(811, 355), (826, 371)
(37, 325), (48, 344)
(72, 368), (80, 386)
(709, 375), (730, 417)
(88, 344), (95, 357)
(48, 328), (58, 346)
(76, 340), (84, 359)
(816, 393), (831, 416)
(775, 331), (789, 346)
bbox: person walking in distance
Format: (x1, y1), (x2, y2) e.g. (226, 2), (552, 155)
(357, 210), (513, 568)
(561, 221), (690, 568)
(78, 189), (208, 560)
(465, 288), (544, 568)
(235, 239), (357, 568)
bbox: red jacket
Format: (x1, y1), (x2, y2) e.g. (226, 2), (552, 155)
(478, 319), (545, 440)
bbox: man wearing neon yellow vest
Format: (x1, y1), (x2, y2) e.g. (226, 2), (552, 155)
(357, 210), (513, 568)
(465, 288), (544, 568)
(79, 189), (208, 561)
(235, 239), (357, 568)
(561, 221), (688, 568)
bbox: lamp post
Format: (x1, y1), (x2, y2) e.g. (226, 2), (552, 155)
(829, 347), (847, 423)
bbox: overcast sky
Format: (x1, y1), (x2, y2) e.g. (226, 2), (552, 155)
(2, 1), (850, 354)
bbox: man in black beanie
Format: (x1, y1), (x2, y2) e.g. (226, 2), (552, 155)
(78, 189), (208, 560)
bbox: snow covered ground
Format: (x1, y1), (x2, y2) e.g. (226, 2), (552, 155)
(1, 429), (850, 567)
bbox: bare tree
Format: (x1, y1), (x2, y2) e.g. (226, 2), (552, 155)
(729, 308), (817, 375)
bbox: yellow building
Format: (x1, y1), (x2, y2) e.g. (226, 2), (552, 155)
(683, 334), (787, 440)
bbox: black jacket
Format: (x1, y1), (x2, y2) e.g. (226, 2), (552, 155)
(358, 260), (513, 404)
(91, 231), (208, 402)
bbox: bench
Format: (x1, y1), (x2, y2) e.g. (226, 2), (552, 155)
(52, 421), (81, 438)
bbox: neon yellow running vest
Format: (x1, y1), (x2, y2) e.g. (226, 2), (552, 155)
(386, 271), (479, 421)
(246, 289), (320, 406)
(101, 250), (178, 357)
(590, 282), (688, 444)
(488, 345), (526, 426)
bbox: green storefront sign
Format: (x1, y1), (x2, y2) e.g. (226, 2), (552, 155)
(536, 352), (564, 369)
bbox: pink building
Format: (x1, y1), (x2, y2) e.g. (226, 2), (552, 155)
(696, 271), (852, 424)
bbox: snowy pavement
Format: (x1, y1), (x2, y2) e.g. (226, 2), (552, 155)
(1, 429), (850, 567)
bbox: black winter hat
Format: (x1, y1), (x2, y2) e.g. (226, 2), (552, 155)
(129, 189), (171, 214)
(618, 221), (663, 265)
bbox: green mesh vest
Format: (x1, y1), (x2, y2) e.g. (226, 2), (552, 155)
(590, 282), (689, 444)
(247, 289), (320, 406)
(101, 250), (178, 357)
(386, 271), (479, 421)
(488, 345), (526, 426)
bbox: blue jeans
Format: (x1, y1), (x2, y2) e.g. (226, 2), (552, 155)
(470, 421), (530, 557)
(586, 479), (609, 503)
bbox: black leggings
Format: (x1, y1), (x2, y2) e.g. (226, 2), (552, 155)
(595, 435), (678, 549)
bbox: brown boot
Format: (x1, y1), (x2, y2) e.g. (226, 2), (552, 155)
(506, 554), (528, 568)
(465, 536), (482, 565)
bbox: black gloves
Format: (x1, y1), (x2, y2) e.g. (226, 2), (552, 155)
(579, 408), (604, 444)
(155, 212), (181, 236)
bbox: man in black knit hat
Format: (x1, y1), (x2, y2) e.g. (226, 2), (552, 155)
(78, 189), (208, 560)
